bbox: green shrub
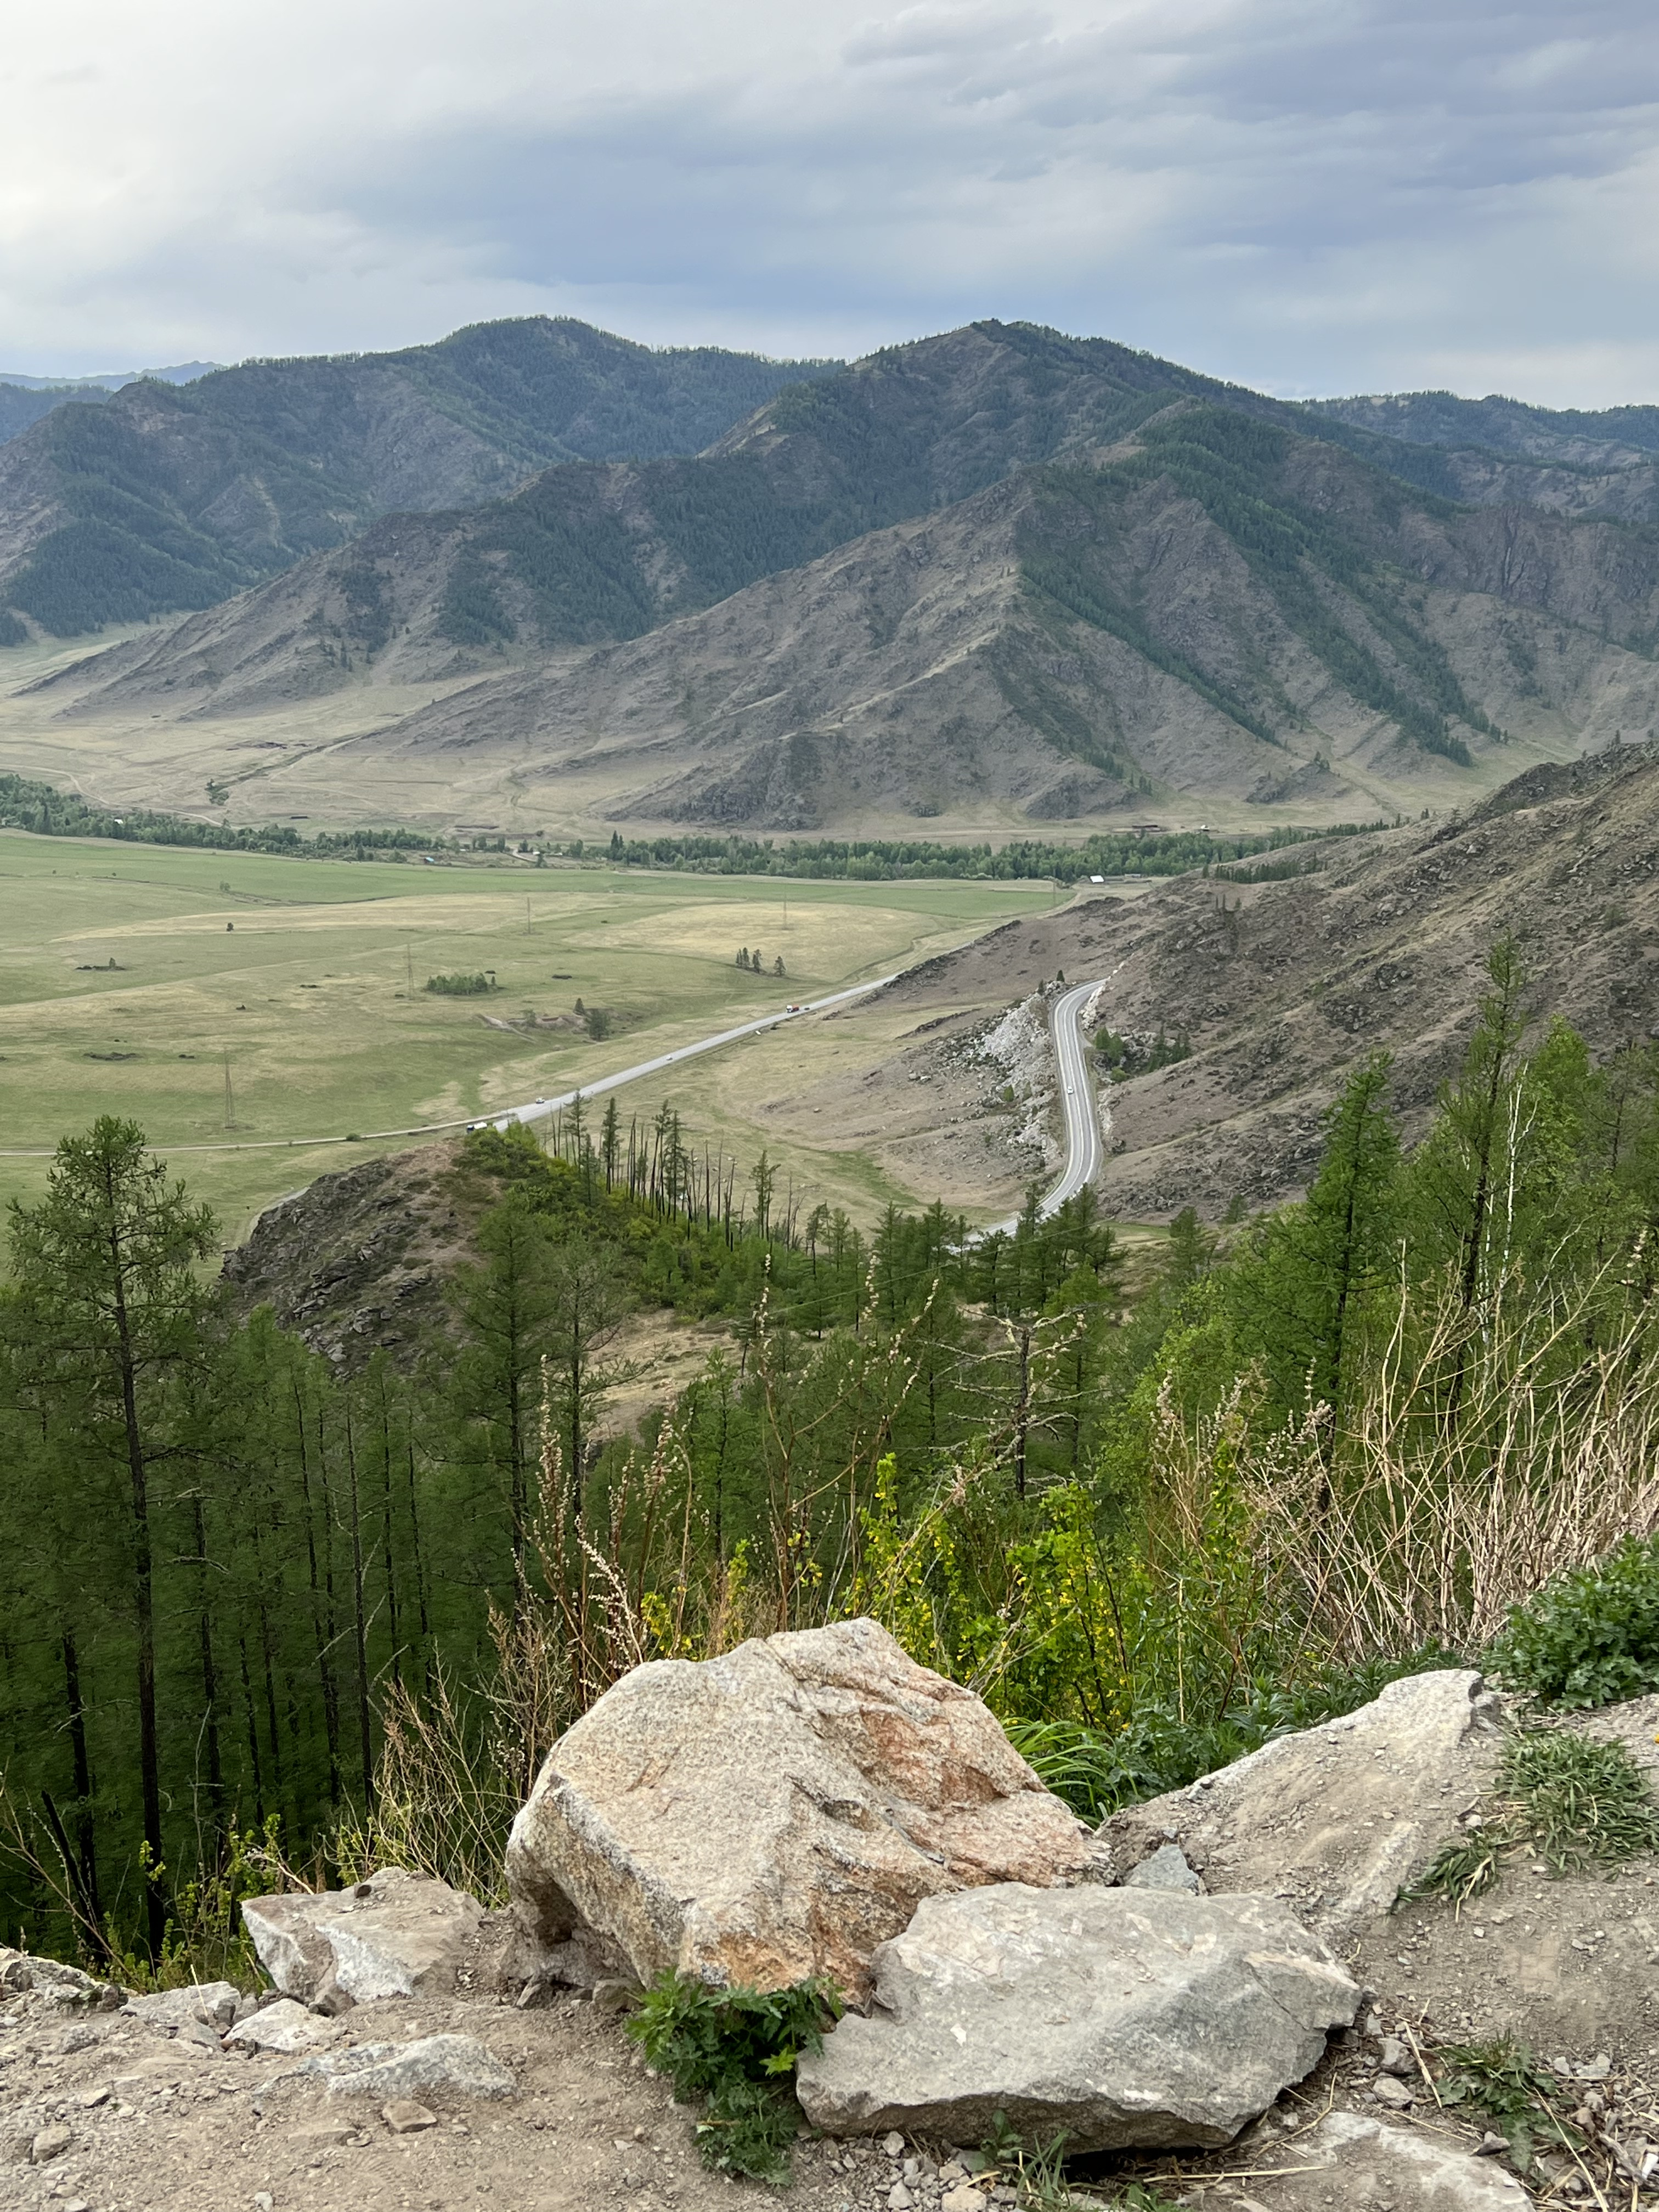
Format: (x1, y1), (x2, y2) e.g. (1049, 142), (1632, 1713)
(1486, 1532), (1659, 1708)
(425, 970), (495, 996)
(624, 1972), (840, 2183)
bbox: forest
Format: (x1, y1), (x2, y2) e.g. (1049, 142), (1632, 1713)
(2, 936), (1657, 1979)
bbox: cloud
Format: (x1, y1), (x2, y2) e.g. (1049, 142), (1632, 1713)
(0, 0), (1656, 402)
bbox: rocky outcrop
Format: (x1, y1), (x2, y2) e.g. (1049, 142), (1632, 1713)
(1098, 1670), (1503, 1942)
(505, 1617), (1091, 2003)
(794, 1883), (1361, 2148)
(241, 1867), (483, 2009)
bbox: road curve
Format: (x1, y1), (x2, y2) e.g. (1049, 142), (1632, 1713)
(1042, 981), (1106, 1213)
(979, 979), (1105, 1238)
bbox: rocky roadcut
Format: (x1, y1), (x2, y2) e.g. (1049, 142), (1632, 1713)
(5, 1632), (1659, 2210)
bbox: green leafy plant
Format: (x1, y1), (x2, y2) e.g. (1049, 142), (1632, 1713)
(1486, 1532), (1659, 1708)
(1436, 2036), (1585, 2175)
(1409, 1728), (1659, 1905)
(625, 1972), (841, 2183)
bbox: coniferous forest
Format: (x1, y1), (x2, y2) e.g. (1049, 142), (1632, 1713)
(3, 937), (1659, 1978)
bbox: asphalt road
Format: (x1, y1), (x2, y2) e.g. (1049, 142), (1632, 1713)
(979, 979), (1105, 1239)
(488, 973), (902, 1132)
(1041, 981), (1107, 1213)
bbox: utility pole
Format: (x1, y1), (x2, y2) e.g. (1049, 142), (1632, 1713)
(405, 940), (414, 992)
(222, 1051), (235, 1130)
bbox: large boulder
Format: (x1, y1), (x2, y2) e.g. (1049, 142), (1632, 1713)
(241, 1867), (483, 2008)
(1098, 1670), (1503, 1945)
(504, 1617), (1092, 2002)
(793, 1882), (1361, 2149)
(1182, 2111), (1529, 2208)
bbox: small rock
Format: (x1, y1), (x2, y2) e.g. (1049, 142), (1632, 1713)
(383, 2098), (438, 2134)
(1477, 2132), (1510, 2155)
(31, 2122), (72, 2162)
(1123, 1843), (1203, 1894)
(283, 2031), (517, 2101)
(77, 2086), (110, 2109)
(882, 2131), (906, 2158)
(58, 2023), (101, 2053)
(125, 1981), (240, 2033)
(1576, 2053), (1611, 2081)
(254, 2194), (275, 2210)
(1371, 2073), (1415, 2108)
(940, 2190), (984, 2212)
(938, 2162), (966, 2183)
(227, 1997), (344, 2055)
(1246, 2111), (1526, 2206)
(590, 1979), (640, 2016)
(1376, 2036), (1412, 2075)
(888, 2187), (915, 2210)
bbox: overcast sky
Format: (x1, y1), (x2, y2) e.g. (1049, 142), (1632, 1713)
(2, 0), (1655, 404)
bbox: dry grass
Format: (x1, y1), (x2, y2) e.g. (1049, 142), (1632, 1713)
(1234, 1271), (1659, 1668)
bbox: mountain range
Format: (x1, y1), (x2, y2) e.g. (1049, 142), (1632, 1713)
(9, 317), (1659, 833)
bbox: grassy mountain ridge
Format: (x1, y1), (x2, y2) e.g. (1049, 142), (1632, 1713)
(0, 319), (840, 636)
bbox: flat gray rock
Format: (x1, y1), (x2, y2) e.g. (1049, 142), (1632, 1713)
(794, 1882), (1359, 2150)
(241, 1867), (483, 2005)
(225, 1997), (344, 2054)
(1183, 2111), (1528, 2208)
(1123, 1843), (1201, 1893)
(124, 1982), (239, 2033)
(282, 2032), (516, 2101)
(1098, 1670), (1503, 1942)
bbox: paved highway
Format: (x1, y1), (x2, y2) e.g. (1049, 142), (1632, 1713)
(1041, 980), (1107, 1213)
(483, 973), (901, 1134)
(979, 978), (1106, 1238)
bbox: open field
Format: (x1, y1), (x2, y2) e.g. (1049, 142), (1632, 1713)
(0, 828), (1057, 1240)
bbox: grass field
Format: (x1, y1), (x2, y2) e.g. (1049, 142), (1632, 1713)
(0, 830), (1056, 1242)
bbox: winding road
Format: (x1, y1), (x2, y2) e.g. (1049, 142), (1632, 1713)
(969, 979), (1108, 1239)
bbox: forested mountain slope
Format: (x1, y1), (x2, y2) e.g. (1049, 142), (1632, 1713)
(0, 318), (839, 636)
(47, 401), (1659, 830)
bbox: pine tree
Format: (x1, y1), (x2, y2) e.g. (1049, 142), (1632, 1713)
(5, 1119), (219, 1957)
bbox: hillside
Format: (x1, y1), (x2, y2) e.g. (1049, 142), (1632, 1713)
(43, 386), (1659, 833)
(0, 319), (839, 636)
(870, 746), (1659, 1218)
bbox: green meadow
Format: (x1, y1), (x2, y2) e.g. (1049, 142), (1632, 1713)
(0, 832), (1053, 1240)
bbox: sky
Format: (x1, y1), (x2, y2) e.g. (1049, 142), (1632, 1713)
(2, 0), (1656, 405)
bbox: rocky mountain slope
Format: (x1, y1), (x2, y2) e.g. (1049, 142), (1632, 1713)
(874, 746), (1659, 1218)
(44, 384), (1659, 831)
(0, 319), (838, 637)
